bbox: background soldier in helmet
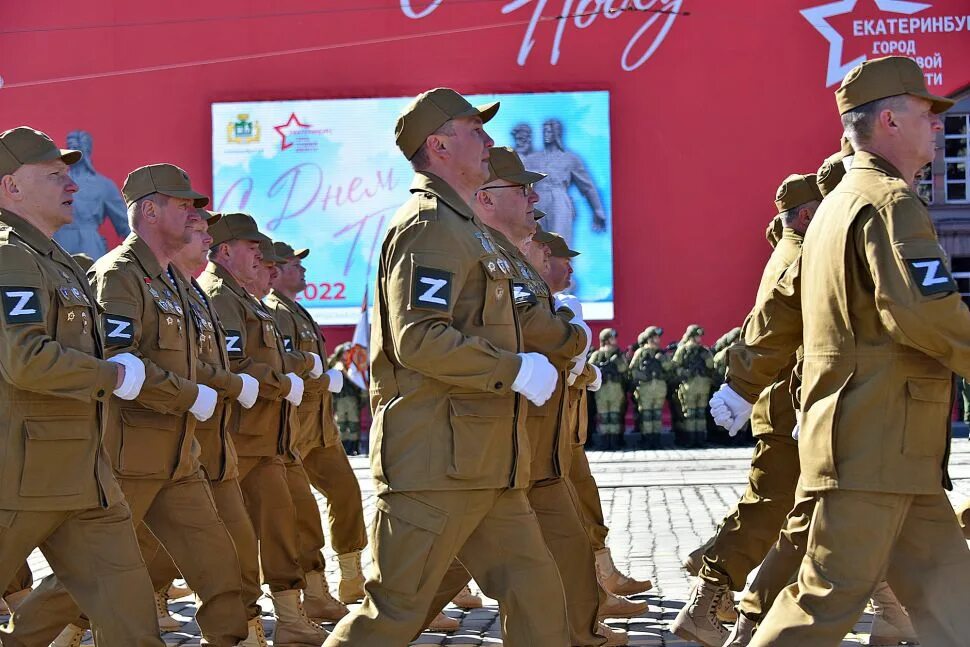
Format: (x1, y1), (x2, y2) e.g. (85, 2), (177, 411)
(673, 325), (714, 447)
(629, 326), (669, 449)
(328, 342), (367, 456)
(589, 328), (628, 449)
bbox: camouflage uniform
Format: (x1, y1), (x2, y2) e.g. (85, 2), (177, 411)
(329, 345), (366, 455)
(629, 327), (669, 449)
(588, 329), (628, 448)
(672, 325), (714, 447)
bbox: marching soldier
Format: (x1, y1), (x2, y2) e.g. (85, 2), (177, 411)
(329, 343), (367, 455)
(0, 127), (163, 646)
(629, 327), (669, 449)
(672, 325), (714, 447)
(266, 242), (370, 607)
(711, 327), (741, 384)
(200, 214), (329, 645)
(324, 88), (569, 646)
(589, 328), (628, 448)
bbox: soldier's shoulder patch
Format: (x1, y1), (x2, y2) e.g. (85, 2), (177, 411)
(224, 329), (243, 357)
(512, 281), (538, 307)
(1, 287), (42, 324)
(410, 265), (453, 312)
(103, 314), (135, 346)
(906, 257), (958, 296)
(283, 335), (294, 352)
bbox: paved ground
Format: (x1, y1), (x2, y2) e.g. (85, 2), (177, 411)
(9, 440), (970, 646)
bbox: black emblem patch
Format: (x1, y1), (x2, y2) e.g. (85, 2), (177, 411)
(512, 282), (538, 306)
(1, 287), (42, 324)
(411, 266), (453, 312)
(224, 330), (243, 357)
(907, 258), (957, 296)
(103, 314), (135, 346)
(283, 335), (293, 351)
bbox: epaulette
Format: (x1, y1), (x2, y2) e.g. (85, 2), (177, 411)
(416, 192), (440, 223)
(0, 224), (14, 245)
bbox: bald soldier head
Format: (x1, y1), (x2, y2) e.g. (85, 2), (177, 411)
(837, 56), (951, 185)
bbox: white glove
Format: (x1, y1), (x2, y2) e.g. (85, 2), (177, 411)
(587, 365), (602, 392)
(308, 352), (323, 379)
(284, 373), (304, 406)
(555, 292), (591, 371)
(107, 353), (146, 401)
(511, 352), (559, 406)
(555, 292), (583, 319)
(325, 368), (344, 393)
(792, 411), (802, 440)
(236, 373), (258, 409)
(190, 384), (218, 421)
(709, 383), (753, 436)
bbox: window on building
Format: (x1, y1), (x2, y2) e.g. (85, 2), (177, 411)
(945, 114), (969, 203)
(951, 256), (970, 308)
(917, 162), (933, 203)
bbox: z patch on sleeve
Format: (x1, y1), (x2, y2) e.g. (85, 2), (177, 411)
(411, 266), (453, 312)
(224, 330), (243, 357)
(283, 335), (293, 352)
(512, 282), (538, 306)
(1, 287), (42, 324)
(103, 314), (135, 346)
(907, 258), (958, 296)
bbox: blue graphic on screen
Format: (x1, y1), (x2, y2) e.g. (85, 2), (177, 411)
(212, 91), (613, 324)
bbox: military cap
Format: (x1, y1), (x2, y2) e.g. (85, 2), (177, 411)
(208, 212), (262, 246)
(484, 147), (546, 186)
(273, 241), (309, 261)
(765, 214), (784, 248)
(533, 208), (546, 221)
(395, 88), (500, 159)
(600, 328), (617, 343)
(0, 127), (81, 177)
(72, 253), (95, 273)
(816, 138), (854, 197)
(543, 232), (579, 258)
(533, 229), (557, 244)
(836, 55), (953, 115)
(122, 163), (208, 208)
(256, 234), (285, 264)
(775, 174), (823, 213)
(199, 209), (222, 226)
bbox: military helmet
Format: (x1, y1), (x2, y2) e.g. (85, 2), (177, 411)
(683, 324), (704, 340)
(638, 326), (663, 346)
(600, 328), (617, 343)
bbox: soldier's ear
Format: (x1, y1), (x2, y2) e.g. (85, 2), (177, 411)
(0, 173), (21, 201)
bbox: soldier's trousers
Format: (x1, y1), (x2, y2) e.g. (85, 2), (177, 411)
(323, 487), (570, 647)
(0, 501), (162, 647)
(699, 435), (799, 590)
(635, 380), (666, 439)
(751, 489), (970, 647)
(567, 443), (609, 552)
(301, 442), (368, 555)
(677, 376), (712, 437)
(419, 478), (605, 646)
(594, 384), (625, 436)
(958, 498), (970, 540)
(8, 471), (247, 647)
(283, 458), (327, 574)
(4, 562), (32, 597)
(236, 455), (305, 592)
(140, 477), (262, 620)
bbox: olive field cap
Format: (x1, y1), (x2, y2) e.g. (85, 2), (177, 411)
(816, 139), (855, 196)
(122, 163), (209, 208)
(200, 209), (222, 226)
(774, 174), (823, 213)
(395, 87), (500, 159)
(256, 234), (286, 264)
(836, 56), (953, 115)
(208, 212), (262, 246)
(0, 127), (81, 177)
(534, 208), (546, 221)
(543, 232), (579, 258)
(273, 241), (309, 261)
(533, 229), (557, 244)
(484, 147), (546, 186)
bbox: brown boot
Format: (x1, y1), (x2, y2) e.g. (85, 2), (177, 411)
(869, 581), (919, 645)
(597, 621), (629, 646)
(716, 587), (738, 623)
(723, 613), (757, 646)
(49, 624), (86, 647)
(427, 611), (460, 632)
(154, 590), (183, 632)
(452, 584), (483, 609)
(238, 617), (269, 647)
(595, 547), (653, 596)
(670, 580), (729, 647)
(271, 589), (329, 646)
(598, 590), (648, 618)
(167, 581), (192, 599)
(336, 551), (366, 604)
(302, 570), (349, 622)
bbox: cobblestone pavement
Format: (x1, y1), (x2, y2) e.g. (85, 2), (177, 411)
(10, 441), (970, 646)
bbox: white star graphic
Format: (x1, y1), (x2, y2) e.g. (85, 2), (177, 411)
(800, 0), (931, 86)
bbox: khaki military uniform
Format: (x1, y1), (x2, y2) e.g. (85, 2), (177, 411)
(588, 348), (628, 436)
(672, 341), (714, 446)
(198, 261), (311, 594)
(959, 499), (970, 540)
(734, 153), (970, 645)
(696, 229), (803, 592)
(566, 364), (610, 551)
(629, 346), (669, 447)
(332, 369), (366, 451)
(265, 290), (367, 557)
(9, 233), (249, 647)
(139, 274), (262, 620)
(324, 172), (569, 647)
(5, 561), (32, 599)
(0, 211), (163, 647)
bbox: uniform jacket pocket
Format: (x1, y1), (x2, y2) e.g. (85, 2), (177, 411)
(117, 408), (177, 477)
(447, 394), (505, 480)
(20, 417), (90, 497)
(902, 377), (950, 458)
(373, 493), (447, 595)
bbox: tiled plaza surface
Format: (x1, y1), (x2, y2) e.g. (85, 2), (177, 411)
(10, 439), (970, 646)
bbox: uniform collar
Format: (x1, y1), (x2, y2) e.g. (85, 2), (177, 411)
(206, 260), (247, 299)
(484, 224), (517, 252)
(267, 288), (296, 309)
(781, 228), (804, 243)
(850, 151), (906, 181)
(122, 233), (166, 279)
(410, 172), (477, 221)
(0, 209), (55, 255)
